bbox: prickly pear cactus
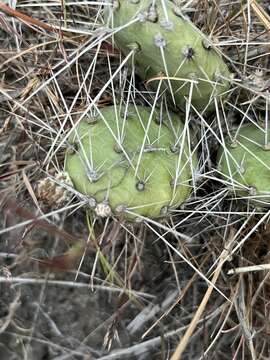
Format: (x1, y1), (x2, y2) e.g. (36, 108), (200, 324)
(104, 0), (232, 112)
(217, 123), (270, 206)
(65, 105), (197, 220)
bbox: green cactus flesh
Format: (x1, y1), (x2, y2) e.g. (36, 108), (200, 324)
(65, 105), (197, 220)
(104, 0), (231, 112)
(217, 123), (270, 205)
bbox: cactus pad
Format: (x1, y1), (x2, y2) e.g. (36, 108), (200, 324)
(217, 123), (270, 206)
(65, 105), (197, 220)
(104, 0), (232, 112)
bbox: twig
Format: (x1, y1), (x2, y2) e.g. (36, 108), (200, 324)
(228, 263), (270, 275)
(0, 2), (62, 34)
(0, 276), (153, 299)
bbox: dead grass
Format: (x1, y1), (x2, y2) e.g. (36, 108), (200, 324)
(1, 0), (270, 359)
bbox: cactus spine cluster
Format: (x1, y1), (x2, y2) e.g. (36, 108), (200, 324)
(217, 123), (270, 206)
(104, 0), (231, 112)
(65, 105), (197, 220)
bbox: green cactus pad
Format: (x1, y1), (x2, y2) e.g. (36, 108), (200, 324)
(65, 105), (197, 220)
(104, 0), (232, 112)
(217, 123), (270, 206)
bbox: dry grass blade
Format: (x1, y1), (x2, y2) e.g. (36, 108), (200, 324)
(170, 228), (235, 360)
(0, 2), (63, 34)
(228, 263), (270, 275)
(1, 198), (85, 246)
(251, 0), (270, 31)
(142, 253), (212, 339)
